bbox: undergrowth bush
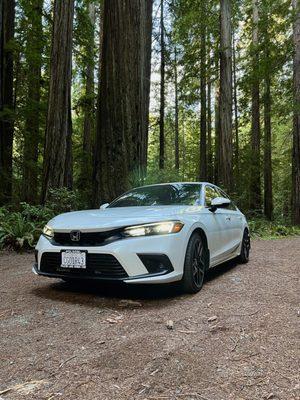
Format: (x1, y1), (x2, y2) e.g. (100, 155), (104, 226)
(0, 188), (82, 251)
(248, 218), (300, 239)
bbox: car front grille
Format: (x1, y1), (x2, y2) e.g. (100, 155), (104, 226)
(40, 252), (128, 279)
(53, 230), (123, 246)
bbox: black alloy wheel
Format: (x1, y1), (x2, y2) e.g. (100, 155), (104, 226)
(181, 232), (208, 294)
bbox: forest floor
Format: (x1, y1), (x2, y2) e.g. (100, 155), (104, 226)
(0, 238), (299, 400)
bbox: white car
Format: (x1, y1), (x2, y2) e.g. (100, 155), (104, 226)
(33, 182), (250, 293)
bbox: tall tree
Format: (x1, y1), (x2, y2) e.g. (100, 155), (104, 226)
(292, 0), (300, 225)
(93, 0), (153, 204)
(249, 0), (261, 212)
(233, 32), (239, 182)
(218, 0), (233, 192)
(41, 0), (75, 202)
(78, 1), (96, 194)
(0, 0), (15, 205)
(174, 45), (179, 170)
(207, 76), (213, 182)
(22, 0), (44, 204)
(262, 5), (273, 220)
(199, 2), (207, 181)
(159, 0), (165, 170)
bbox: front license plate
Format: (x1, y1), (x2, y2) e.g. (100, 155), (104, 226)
(61, 251), (86, 269)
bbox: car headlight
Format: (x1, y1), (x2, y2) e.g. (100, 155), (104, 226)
(123, 221), (184, 237)
(43, 225), (54, 239)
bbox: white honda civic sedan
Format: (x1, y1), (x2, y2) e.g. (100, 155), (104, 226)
(33, 183), (250, 293)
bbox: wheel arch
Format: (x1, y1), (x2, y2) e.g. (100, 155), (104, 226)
(190, 227), (210, 270)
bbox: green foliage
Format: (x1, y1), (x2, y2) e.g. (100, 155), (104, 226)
(249, 218), (300, 239)
(0, 189), (83, 251)
(45, 188), (83, 215)
(0, 213), (38, 251)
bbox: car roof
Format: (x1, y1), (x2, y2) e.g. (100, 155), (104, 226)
(132, 182), (217, 189)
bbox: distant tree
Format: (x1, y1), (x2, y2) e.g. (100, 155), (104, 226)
(22, 0), (44, 204)
(262, 1), (273, 220)
(249, 0), (262, 212)
(76, 0), (96, 196)
(0, 0), (15, 204)
(199, 1), (207, 181)
(174, 45), (180, 170)
(159, 0), (165, 170)
(93, 0), (153, 204)
(292, 0), (300, 225)
(41, 0), (75, 202)
(218, 0), (233, 192)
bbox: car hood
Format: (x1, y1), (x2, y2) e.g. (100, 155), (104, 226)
(48, 206), (203, 231)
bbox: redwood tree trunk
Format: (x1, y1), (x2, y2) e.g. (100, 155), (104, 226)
(207, 77), (213, 182)
(199, 9), (207, 181)
(41, 0), (74, 203)
(159, 0), (165, 170)
(22, 0), (43, 204)
(174, 46), (179, 170)
(80, 2), (96, 193)
(218, 0), (233, 192)
(249, 0), (261, 212)
(233, 32), (239, 183)
(263, 14), (273, 221)
(93, 0), (153, 205)
(263, 73), (273, 220)
(0, 0), (15, 205)
(292, 0), (300, 225)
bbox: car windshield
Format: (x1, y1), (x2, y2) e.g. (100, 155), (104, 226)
(108, 184), (202, 208)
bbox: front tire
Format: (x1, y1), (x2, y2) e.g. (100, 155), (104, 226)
(238, 229), (251, 263)
(181, 232), (208, 294)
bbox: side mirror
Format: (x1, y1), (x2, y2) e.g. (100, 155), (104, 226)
(100, 203), (109, 210)
(209, 197), (231, 212)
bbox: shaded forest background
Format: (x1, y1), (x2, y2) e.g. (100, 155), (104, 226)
(0, 0), (300, 249)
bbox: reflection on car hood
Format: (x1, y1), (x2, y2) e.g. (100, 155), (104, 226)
(49, 206), (204, 231)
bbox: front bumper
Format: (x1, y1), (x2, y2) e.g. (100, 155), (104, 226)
(34, 233), (186, 284)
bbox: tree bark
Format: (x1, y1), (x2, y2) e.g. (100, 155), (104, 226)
(93, 0), (153, 205)
(218, 0), (233, 192)
(207, 77), (213, 182)
(159, 0), (165, 170)
(263, 13), (273, 221)
(80, 2), (96, 193)
(0, 0), (15, 205)
(214, 52), (220, 184)
(233, 31), (239, 183)
(174, 45), (179, 170)
(41, 0), (74, 203)
(22, 0), (43, 204)
(292, 0), (300, 225)
(249, 0), (261, 212)
(199, 6), (207, 181)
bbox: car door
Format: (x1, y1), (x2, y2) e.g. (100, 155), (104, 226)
(204, 185), (231, 265)
(218, 188), (244, 249)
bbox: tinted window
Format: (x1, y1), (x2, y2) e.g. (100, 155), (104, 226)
(109, 184), (202, 208)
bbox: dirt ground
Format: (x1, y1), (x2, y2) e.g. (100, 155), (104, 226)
(0, 238), (299, 400)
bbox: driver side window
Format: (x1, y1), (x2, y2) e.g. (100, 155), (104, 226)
(205, 186), (220, 207)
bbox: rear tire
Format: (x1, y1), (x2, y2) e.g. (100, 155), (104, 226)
(180, 232), (208, 294)
(238, 229), (251, 264)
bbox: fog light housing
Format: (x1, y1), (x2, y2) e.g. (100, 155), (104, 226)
(138, 254), (174, 275)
